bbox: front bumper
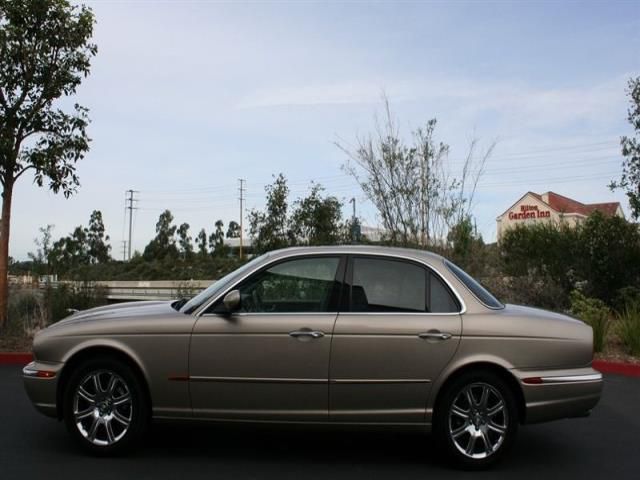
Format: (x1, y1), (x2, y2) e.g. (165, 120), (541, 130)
(23, 361), (64, 418)
(515, 367), (603, 424)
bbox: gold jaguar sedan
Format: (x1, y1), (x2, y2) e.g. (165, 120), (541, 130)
(23, 246), (602, 468)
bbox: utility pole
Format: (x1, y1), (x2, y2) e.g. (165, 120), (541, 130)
(126, 190), (139, 261)
(238, 179), (245, 260)
(120, 240), (127, 261)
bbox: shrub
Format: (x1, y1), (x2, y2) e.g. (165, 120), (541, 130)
(617, 300), (640, 356)
(482, 274), (568, 312)
(7, 289), (47, 337)
(613, 286), (640, 314)
(49, 283), (108, 323)
(500, 212), (640, 307)
(570, 290), (610, 352)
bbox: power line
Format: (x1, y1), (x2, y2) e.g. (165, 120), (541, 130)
(476, 171), (620, 188)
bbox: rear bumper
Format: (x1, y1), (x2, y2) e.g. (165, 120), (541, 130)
(515, 367), (603, 424)
(22, 361), (63, 418)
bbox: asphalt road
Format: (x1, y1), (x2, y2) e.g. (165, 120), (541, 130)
(1, 365), (639, 480)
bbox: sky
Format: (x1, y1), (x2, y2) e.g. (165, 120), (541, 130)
(10, 0), (640, 260)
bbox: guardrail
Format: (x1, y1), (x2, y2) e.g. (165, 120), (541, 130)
(35, 280), (214, 302)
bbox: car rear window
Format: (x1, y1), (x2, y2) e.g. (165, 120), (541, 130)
(348, 257), (460, 313)
(444, 260), (504, 309)
(351, 257), (427, 313)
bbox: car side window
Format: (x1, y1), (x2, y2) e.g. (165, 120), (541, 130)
(233, 256), (341, 313)
(350, 257), (426, 313)
(428, 271), (460, 313)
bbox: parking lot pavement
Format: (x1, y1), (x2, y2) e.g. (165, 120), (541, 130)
(1, 365), (639, 480)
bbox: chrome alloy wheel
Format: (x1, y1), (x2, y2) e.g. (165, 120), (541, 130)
(448, 382), (508, 459)
(73, 370), (133, 446)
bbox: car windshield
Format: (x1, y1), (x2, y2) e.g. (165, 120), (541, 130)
(444, 259), (504, 309)
(179, 253), (269, 314)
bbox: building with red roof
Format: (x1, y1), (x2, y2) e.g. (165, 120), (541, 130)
(496, 191), (624, 240)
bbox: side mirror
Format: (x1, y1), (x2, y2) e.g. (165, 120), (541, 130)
(222, 289), (241, 313)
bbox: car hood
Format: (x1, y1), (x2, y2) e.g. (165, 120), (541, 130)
(51, 300), (176, 328)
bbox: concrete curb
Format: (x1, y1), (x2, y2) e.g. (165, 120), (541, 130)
(1, 353), (640, 377)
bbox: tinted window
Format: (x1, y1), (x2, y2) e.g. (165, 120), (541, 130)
(235, 257), (340, 313)
(445, 260), (503, 309)
(181, 253), (268, 314)
(351, 258), (426, 313)
(429, 272), (460, 313)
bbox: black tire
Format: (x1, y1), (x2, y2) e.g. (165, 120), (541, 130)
(63, 356), (149, 456)
(433, 370), (518, 470)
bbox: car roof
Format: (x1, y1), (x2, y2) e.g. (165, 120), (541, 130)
(266, 245), (446, 264)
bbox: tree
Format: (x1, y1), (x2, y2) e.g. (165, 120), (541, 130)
(214, 220), (224, 242)
(210, 219), (228, 257)
(143, 210), (178, 260)
(578, 211), (640, 302)
(226, 220), (240, 238)
(446, 216), (485, 276)
(196, 228), (207, 257)
(0, 0), (96, 328)
(610, 76), (640, 219)
(44, 211), (109, 275)
(86, 210), (110, 264)
(28, 224), (55, 275)
(49, 225), (90, 274)
(177, 222), (193, 259)
(337, 96), (493, 247)
(290, 184), (345, 245)
(248, 174), (293, 253)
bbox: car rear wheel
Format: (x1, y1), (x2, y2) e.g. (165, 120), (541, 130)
(63, 356), (148, 455)
(434, 370), (518, 469)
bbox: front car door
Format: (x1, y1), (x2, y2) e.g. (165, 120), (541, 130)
(189, 254), (344, 421)
(329, 255), (462, 424)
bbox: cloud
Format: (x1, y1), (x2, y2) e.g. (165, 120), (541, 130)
(236, 74), (630, 132)
(236, 82), (394, 109)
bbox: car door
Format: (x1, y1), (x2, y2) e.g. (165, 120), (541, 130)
(329, 255), (462, 424)
(189, 255), (344, 421)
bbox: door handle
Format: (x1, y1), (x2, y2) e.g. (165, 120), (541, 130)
(289, 330), (325, 339)
(418, 332), (453, 341)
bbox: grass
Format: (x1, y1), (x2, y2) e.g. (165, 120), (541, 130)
(617, 301), (640, 356)
(570, 290), (611, 353)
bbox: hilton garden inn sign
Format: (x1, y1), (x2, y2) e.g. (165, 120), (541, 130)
(496, 191), (623, 241)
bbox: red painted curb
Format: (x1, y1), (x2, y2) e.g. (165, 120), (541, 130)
(0, 352), (32, 365)
(593, 360), (640, 377)
(1, 353), (639, 377)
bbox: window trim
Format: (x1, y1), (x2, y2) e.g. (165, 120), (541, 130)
(195, 251), (466, 317)
(444, 259), (505, 311)
(343, 254), (463, 316)
(199, 254), (347, 316)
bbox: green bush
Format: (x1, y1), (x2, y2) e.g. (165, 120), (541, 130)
(49, 283), (108, 323)
(500, 212), (640, 307)
(570, 290), (611, 352)
(613, 286), (640, 314)
(617, 300), (640, 356)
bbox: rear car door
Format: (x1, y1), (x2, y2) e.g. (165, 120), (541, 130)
(189, 255), (344, 421)
(329, 255), (462, 423)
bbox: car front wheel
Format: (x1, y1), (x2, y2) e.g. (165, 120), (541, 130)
(434, 370), (518, 469)
(63, 356), (148, 455)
